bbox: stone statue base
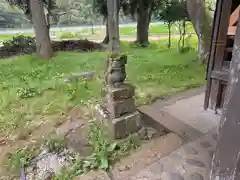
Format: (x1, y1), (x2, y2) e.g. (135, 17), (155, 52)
(95, 83), (142, 139)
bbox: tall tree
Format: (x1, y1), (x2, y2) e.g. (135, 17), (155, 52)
(30, 0), (53, 59)
(122, 0), (154, 46)
(6, 0), (54, 59)
(94, 0), (109, 43)
(186, 0), (213, 63)
(95, 0), (154, 46)
(107, 0), (120, 52)
(136, 0), (153, 46)
(154, 0), (188, 49)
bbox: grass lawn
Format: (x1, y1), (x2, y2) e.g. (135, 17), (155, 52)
(0, 22), (196, 42)
(120, 22), (195, 36)
(0, 33), (34, 43)
(0, 37), (204, 139)
(0, 34), (17, 43)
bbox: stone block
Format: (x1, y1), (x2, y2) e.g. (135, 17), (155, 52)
(103, 83), (135, 101)
(109, 111), (142, 139)
(106, 97), (136, 118)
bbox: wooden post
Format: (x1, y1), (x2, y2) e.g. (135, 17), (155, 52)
(107, 0), (120, 52)
(210, 12), (240, 180)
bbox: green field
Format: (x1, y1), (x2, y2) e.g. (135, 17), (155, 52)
(120, 22), (195, 36)
(0, 37), (203, 137)
(0, 22), (196, 42)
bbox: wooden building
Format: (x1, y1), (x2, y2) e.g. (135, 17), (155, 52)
(204, 0), (240, 179)
(204, 0), (240, 111)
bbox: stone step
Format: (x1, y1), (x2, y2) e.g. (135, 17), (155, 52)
(76, 133), (184, 180)
(127, 129), (218, 180)
(161, 93), (220, 134)
(138, 105), (203, 141)
(138, 91), (221, 141)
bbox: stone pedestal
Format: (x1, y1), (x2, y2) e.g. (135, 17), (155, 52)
(96, 83), (142, 139)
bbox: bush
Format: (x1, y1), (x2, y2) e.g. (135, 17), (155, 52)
(52, 39), (105, 52)
(0, 35), (104, 59)
(0, 35), (36, 58)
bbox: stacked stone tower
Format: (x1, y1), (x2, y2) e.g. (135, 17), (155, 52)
(95, 55), (141, 139)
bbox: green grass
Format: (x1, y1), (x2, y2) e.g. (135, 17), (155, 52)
(0, 34), (14, 42)
(0, 22), (196, 42)
(0, 33), (34, 43)
(120, 22), (195, 36)
(0, 37), (204, 139)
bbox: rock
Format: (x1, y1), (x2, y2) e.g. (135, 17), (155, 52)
(64, 72), (94, 83)
(145, 127), (158, 140)
(138, 127), (147, 140)
(138, 127), (158, 140)
(28, 152), (69, 180)
(65, 124), (93, 157)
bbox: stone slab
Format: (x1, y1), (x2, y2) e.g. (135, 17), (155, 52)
(104, 83), (135, 101)
(78, 133), (183, 180)
(109, 111), (142, 139)
(162, 93), (221, 133)
(106, 97), (137, 118)
(110, 133), (184, 180)
(127, 129), (218, 180)
(138, 105), (203, 141)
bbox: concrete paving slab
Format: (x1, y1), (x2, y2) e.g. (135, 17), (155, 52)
(163, 93), (220, 133)
(127, 129), (218, 180)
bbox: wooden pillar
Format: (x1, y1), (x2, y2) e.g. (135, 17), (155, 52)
(204, 0), (232, 110)
(204, 0), (222, 110)
(107, 0), (120, 53)
(210, 12), (240, 180)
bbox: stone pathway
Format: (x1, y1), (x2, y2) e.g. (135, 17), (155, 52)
(139, 89), (220, 141)
(126, 128), (217, 180)
(80, 88), (221, 180)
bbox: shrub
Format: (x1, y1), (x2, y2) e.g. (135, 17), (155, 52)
(0, 35), (36, 58)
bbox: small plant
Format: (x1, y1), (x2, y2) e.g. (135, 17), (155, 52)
(86, 121), (117, 170)
(44, 135), (67, 153)
(116, 135), (141, 158)
(53, 122), (141, 179)
(8, 148), (34, 172)
(108, 52), (120, 58)
(53, 156), (83, 180)
(17, 87), (41, 99)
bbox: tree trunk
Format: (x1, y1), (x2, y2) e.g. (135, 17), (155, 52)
(107, 0), (120, 52)
(167, 23), (172, 49)
(136, 0), (153, 47)
(182, 20), (186, 49)
(102, 21), (109, 44)
(186, 0), (213, 63)
(197, 37), (208, 63)
(176, 22), (183, 52)
(30, 0), (53, 59)
(210, 19), (240, 180)
(91, 22), (94, 35)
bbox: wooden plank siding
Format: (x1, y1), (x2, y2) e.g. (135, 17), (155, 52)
(204, 0), (233, 110)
